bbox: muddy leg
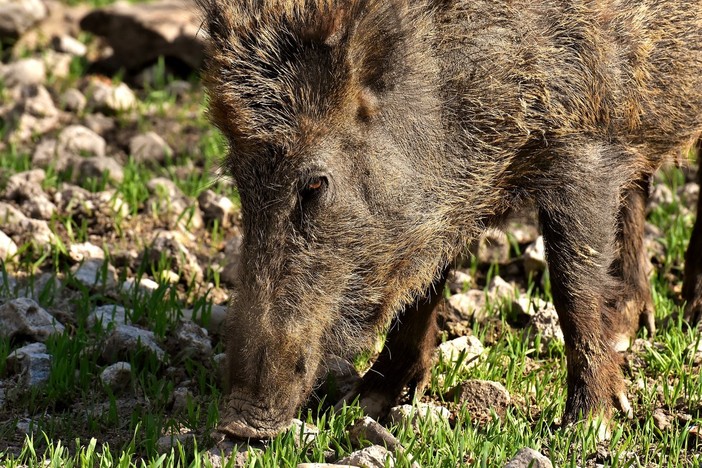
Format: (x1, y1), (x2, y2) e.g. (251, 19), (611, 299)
(611, 177), (656, 346)
(537, 151), (631, 424)
(349, 268), (449, 418)
(684, 148), (702, 325)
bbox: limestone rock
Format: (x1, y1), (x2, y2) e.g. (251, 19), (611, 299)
(0, 297), (64, 342)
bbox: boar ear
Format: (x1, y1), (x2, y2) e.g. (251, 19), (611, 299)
(344, 0), (413, 93)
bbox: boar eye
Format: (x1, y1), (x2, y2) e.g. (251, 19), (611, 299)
(299, 175), (328, 202)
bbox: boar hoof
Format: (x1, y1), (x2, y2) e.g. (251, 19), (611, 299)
(684, 299), (702, 326)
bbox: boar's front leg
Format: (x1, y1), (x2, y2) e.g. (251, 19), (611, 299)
(683, 144), (702, 325)
(537, 148), (632, 424)
(348, 268), (449, 419)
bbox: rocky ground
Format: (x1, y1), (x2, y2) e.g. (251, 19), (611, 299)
(1, 1), (702, 467)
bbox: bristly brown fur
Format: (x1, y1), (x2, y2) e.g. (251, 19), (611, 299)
(196, 0), (702, 439)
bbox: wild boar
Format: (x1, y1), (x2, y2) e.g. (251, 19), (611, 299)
(196, 0), (702, 438)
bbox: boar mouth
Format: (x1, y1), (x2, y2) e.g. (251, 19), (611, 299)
(218, 391), (292, 439)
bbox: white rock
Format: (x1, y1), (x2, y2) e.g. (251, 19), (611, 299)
(447, 290), (486, 321)
(100, 362), (132, 392)
(78, 156), (125, 183)
(447, 269), (473, 293)
(437, 335), (484, 367)
(0, 0), (48, 38)
(56, 125), (106, 160)
(71, 258), (118, 289)
(7, 342), (51, 388)
(103, 324), (165, 362)
(523, 236), (547, 276)
(87, 304), (128, 330)
(488, 275), (517, 301)
(337, 445), (395, 468)
(0, 297), (64, 342)
(121, 277), (159, 295)
(51, 35), (87, 56)
(388, 402), (451, 427)
(172, 321), (212, 359)
(87, 80), (137, 113)
(0, 230), (18, 260)
(289, 419), (319, 446)
(129, 132), (173, 164)
(0, 58), (45, 87)
(526, 301), (564, 348)
(68, 242), (105, 262)
(505, 448), (552, 468)
(198, 189), (235, 225)
(61, 88), (87, 113)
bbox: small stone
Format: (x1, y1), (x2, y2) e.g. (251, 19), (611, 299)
(526, 301), (564, 348)
(6, 85), (59, 143)
(0, 230), (18, 260)
(447, 291), (487, 322)
(436, 335), (484, 367)
(679, 182), (699, 207)
(56, 125), (106, 160)
(446, 379), (511, 422)
(198, 189), (235, 226)
(129, 132), (173, 164)
(156, 433), (196, 453)
(649, 183), (674, 207)
(121, 277), (160, 295)
(0, 0), (47, 39)
(348, 416), (401, 451)
(170, 321), (212, 360)
(71, 258), (118, 289)
(166, 80), (192, 97)
(32, 139), (59, 168)
(523, 236), (547, 276)
(103, 324), (166, 363)
(100, 362), (132, 392)
(146, 231), (203, 283)
(180, 303), (227, 335)
(68, 242), (105, 262)
(474, 230), (511, 265)
(146, 179), (203, 230)
(289, 419), (319, 446)
(0, 58), (45, 88)
(171, 386), (192, 412)
(86, 80), (137, 113)
(653, 409), (671, 431)
(447, 269), (473, 293)
(7, 342), (52, 388)
(388, 403), (451, 428)
(87, 304), (128, 330)
(337, 445), (395, 468)
(0, 298), (65, 342)
(78, 156), (125, 183)
(505, 448), (552, 468)
(50, 35), (87, 56)
(83, 113), (115, 135)
(41, 50), (72, 79)
(506, 220), (540, 245)
(488, 275), (517, 301)
(0, 202), (55, 248)
(61, 88), (87, 113)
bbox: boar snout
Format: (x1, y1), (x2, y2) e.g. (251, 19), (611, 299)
(219, 325), (322, 439)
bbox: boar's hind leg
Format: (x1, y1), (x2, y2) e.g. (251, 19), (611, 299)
(350, 268), (449, 419)
(683, 144), (702, 325)
(537, 152), (631, 424)
(611, 176), (656, 345)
